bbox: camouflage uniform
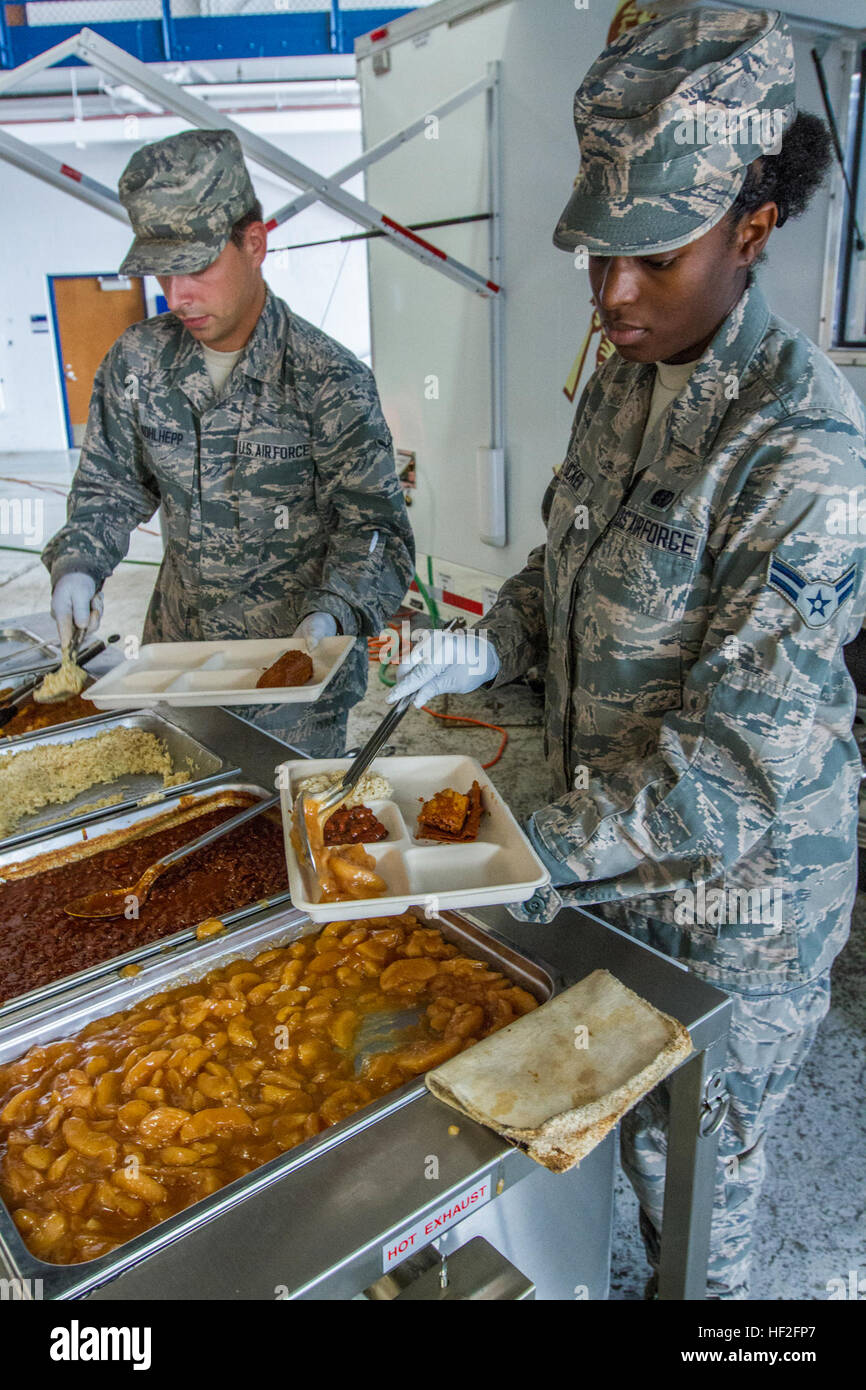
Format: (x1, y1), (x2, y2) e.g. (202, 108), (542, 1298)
(481, 9), (865, 1296)
(623, 973), (831, 1299)
(43, 132), (414, 755)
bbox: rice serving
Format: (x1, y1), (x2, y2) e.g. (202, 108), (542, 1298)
(33, 652), (88, 704)
(296, 769), (392, 806)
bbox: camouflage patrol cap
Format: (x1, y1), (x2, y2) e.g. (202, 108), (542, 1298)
(554, 7), (796, 257)
(118, 129), (257, 276)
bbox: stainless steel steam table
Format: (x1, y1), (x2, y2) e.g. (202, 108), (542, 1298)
(0, 623), (730, 1300)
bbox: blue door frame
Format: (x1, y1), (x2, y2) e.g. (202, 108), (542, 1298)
(47, 271), (146, 449)
(0, 4), (413, 68)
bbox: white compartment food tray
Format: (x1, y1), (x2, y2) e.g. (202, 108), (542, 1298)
(85, 637), (355, 708)
(279, 754), (550, 921)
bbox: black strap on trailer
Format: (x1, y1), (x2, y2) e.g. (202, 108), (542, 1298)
(812, 46), (865, 252)
(268, 212), (492, 255)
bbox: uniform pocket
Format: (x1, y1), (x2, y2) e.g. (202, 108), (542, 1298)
(592, 527), (697, 621)
(235, 402), (314, 535)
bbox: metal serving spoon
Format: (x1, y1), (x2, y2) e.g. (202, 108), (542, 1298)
(295, 693), (413, 876)
(63, 793), (280, 920)
(352, 1006), (423, 1074)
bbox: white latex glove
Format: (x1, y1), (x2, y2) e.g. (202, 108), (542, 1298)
(387, 628), (500, 709)
(293, 611), (338, 650)
(50, 572), (103, 649)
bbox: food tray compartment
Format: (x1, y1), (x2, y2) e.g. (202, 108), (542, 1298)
(322, 798), (407, 845)
(0, 782), (293, 1019)
(0, 905), (555, 1298)
(0, 710), (236, 851)
(280, 754), (550, 921)
(86, 637), (356, 709)
(355, 843), (412, 896)
(199, 651), (281, 672)
(129, 649), (198, 672)
(402, 844), (507, 893)
(109, 670), (179, 694)
(167, 669), (262, 694)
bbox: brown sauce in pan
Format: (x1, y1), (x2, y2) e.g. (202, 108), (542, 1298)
(0, 805), (288, 1005)
(0, 686), (99, 740)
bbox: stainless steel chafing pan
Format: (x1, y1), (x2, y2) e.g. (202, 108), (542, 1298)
(0, 781), (291, 1019)
(0, 627), (60, 679)
(0, 906), (555, 1299)
(0, 710), (237, 851)
(0, 670), (130, 748)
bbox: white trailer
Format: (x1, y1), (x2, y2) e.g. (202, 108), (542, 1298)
(357, 0), (866, 617)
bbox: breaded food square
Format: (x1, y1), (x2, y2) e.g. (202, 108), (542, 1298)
(417, 781), (484, 842)
(419, 787), (468, 836)
(256, 649), (314, 689)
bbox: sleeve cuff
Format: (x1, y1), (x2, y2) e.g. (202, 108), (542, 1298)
(300, 593), (358, 637)
(525, 814), (582, 886)
(471, 623), (522, 688)
(48, 555), (106, 590)
(506, 883), (564, 923)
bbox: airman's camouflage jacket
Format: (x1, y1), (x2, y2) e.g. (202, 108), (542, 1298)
(43, 290), (415, 705)
(483, 279), (866, 995)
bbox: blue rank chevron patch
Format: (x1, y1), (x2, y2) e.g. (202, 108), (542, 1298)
(767, 553), (856, 628)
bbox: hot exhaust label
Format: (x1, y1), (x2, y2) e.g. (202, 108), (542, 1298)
(382, 1175), (493, 1272)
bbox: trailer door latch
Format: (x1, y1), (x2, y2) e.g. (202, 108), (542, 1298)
(699, 1071), (729, 1136)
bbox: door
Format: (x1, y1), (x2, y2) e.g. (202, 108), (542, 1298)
(50, 275), (147, 446)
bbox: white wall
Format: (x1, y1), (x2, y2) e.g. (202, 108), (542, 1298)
(0, 113), (371, 452)
(359, 0), (866, 593)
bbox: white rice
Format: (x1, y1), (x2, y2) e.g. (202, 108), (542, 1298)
(296, 769), (392, 806)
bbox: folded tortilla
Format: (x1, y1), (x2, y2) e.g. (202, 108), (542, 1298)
(426, 969), (693, 1172)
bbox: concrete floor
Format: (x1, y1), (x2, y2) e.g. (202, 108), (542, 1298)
(2, 449), (864, 1301)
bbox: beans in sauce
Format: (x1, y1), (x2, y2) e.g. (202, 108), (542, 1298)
(323, 805), (387, 845)
(0, 800), (288, 1005)
(0, 914), (538, 1265)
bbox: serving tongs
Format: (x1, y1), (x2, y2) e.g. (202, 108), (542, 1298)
(294, 618), (463, 876)
(63, 792), (280, 919)
(295, 693), (413, 876)
(0, 634), (120, 726)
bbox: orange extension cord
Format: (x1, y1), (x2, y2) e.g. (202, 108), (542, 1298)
(367, 633), (508, 770)
(417, 706), (508, 770)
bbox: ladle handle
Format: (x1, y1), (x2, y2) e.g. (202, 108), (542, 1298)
(156, 794), (280, 870)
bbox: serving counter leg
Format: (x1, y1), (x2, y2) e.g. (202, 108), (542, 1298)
(656, 1035), (729, 1300)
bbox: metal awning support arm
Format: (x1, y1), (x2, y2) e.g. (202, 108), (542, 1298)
(0, 33), (82, 95)
(0, 128), (128, 223)
(268, 71), (493, 228)
(0, 30), (502, 296)
(3, 28), (498, 298)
